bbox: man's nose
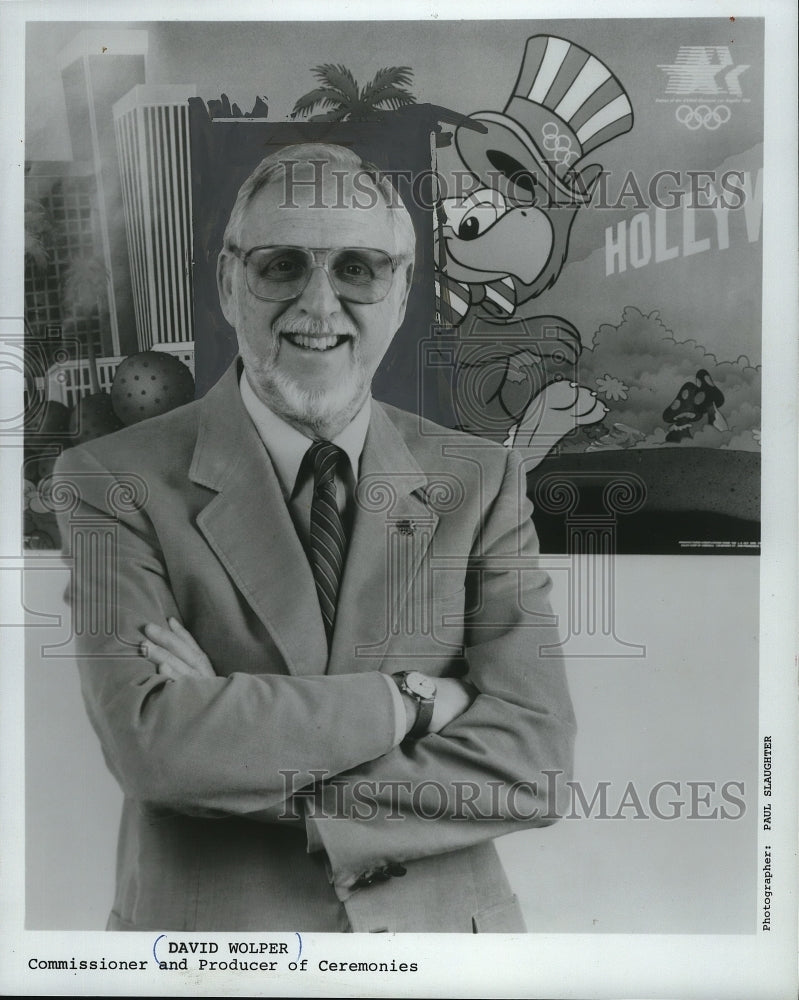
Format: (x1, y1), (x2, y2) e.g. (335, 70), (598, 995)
(295, 263), (341, 317)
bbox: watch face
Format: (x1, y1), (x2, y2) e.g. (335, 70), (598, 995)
(406, 672), (436, 699)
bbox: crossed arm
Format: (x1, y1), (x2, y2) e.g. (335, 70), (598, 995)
(143, 617), (475, 737)
(56, 442), (575, 889)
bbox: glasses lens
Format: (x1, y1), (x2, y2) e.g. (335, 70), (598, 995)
(244, 246), (396, 302)
(246, 247), (310, 300)
(327, 248), (394, 303)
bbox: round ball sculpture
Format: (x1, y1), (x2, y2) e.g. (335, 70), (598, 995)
(111, 351), (195, 426)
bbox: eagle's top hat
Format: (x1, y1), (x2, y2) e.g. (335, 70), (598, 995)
(456, 35), (633, 204)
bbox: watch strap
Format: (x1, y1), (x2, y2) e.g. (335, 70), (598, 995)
(408, 695), (434, 739)
(392, 671), (435, 740)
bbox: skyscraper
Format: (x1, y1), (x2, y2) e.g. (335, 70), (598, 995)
(113, 85), (197, 351)
(59, 29), (148, 357)
(24, 161), (104, 356)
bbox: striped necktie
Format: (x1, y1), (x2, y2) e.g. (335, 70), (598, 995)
(434, 271), (517, 327)
(308, 441), (347, 643)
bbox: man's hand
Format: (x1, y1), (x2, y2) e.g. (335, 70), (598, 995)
(142, 621), (474, 736)
(141, 618), (216, 680)
(399, 677), (476, 737)
(429, 677), (476, 733)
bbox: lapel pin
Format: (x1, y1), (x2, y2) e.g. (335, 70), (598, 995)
(396, 520), (415, 536)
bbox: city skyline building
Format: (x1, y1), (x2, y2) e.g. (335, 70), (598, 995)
(58, 29), (148, 357)
(24, 160), (105, 360)
(113, 84), (197, 351)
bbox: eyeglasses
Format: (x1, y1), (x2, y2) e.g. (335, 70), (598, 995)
(226, 244), (403, 304)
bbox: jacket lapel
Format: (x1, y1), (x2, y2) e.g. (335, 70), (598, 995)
(190, 364), (328, 677)
(327, 403), (440, 675)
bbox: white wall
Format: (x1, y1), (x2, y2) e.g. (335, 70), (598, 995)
(24, 555), (758, 932)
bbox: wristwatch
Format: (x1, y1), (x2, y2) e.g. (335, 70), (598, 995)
(392, 671), (436, 739)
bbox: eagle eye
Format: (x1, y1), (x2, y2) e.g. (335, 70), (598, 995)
(486, 150), (539, 195)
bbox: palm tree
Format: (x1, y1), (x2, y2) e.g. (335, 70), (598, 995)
(24, 198), (52, 272)
(291, 65), (417, 122)
(62, 255), (109, 396)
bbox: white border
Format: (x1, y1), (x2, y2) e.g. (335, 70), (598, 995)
(1, 1), (796, 997)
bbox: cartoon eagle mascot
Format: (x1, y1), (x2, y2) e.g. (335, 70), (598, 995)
(434, 35), (634, 467)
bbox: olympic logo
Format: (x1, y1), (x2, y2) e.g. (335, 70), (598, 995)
(542, 121), (578, 165)
(675, 104), (732, 131)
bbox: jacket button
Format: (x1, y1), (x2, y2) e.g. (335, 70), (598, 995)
(353, 862), (407, 889)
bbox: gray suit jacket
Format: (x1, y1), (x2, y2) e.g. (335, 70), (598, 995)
(55, 360), (575, 932)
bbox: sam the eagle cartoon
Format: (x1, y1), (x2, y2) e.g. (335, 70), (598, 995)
(434, 35), (634, 467)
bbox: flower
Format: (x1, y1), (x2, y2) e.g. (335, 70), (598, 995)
(595, 373), (629, 401)
(22, 479), (37, 512)
(24, 478), (57, 515)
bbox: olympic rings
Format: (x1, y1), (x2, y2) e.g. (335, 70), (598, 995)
(541, 121), (579, 165)
(675, 104), (732, 131)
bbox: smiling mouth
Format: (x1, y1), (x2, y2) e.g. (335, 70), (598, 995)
(281, 332), (351, 352)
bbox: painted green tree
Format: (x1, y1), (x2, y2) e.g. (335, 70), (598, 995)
(24, 198), (52, 272)
(62, 255), (109, 396)
(291, 65), (416, 122)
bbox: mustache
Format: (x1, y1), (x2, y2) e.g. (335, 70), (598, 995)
(274, 316), (357, 338)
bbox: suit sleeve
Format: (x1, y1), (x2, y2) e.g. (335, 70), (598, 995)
(54, 443), (401, 820)
(306, 447), (576, 893)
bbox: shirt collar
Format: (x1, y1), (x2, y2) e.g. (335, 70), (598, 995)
(239, 370), (371, 496)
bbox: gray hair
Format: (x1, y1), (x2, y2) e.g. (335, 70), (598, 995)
(222, 142), (416, 260)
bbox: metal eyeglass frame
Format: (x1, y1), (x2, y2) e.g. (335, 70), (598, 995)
(225, 244), (404, 303)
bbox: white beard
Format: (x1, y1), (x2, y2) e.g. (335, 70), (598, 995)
(256, 361), (368, 437)
(240, 317), (368, 438)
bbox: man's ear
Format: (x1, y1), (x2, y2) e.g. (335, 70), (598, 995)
(217, 250), (238, 329)
(396, 260), (414, 324)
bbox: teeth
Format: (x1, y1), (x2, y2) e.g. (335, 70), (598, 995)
(285, 333), (344, 351)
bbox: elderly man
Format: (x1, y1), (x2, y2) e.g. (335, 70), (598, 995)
(55, 143), (575, 933)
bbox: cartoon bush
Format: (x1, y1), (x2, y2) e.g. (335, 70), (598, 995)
(561, 307), (760, 452)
